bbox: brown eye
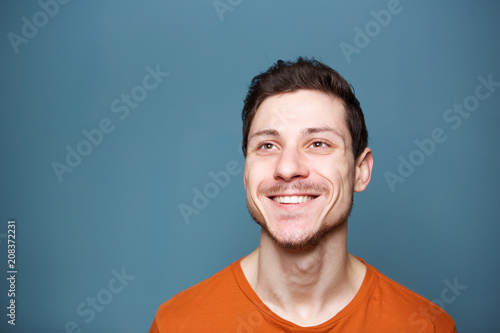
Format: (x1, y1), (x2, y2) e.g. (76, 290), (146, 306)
(260, 143), (276, 150)
(311, 141), (327, 148)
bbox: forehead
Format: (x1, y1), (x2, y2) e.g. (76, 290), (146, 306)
(250, 90), (350, 139)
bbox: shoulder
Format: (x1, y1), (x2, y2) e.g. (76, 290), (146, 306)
(366, 262), (456, 332)
(152, 260), (242, 328)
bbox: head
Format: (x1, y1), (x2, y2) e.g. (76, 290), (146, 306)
(242, 57), (368, 161)
(242, 58), (373, 251)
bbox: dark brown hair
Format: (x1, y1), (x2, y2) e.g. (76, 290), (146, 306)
(241, 57), (368, 160)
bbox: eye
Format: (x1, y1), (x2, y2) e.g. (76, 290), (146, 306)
(309, 141), (328, 148)
(259, 143), (277, 150)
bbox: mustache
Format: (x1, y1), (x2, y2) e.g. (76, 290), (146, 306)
(257, 180), (329, 196)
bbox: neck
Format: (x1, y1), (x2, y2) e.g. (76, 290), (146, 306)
(241, 222), (366, 326)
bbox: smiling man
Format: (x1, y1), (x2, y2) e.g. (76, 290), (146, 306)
(150, 58), (456, 332)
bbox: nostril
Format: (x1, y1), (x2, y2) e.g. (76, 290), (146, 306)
(273, 158), (309, 181)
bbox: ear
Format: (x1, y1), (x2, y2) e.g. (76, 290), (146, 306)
(353, 147), (373, 193)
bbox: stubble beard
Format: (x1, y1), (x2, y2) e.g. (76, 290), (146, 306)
(247, 183), (354, 252)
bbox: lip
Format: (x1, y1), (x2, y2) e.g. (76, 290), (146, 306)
(268, 192), (320, 197)
(266, 198), (318, 213)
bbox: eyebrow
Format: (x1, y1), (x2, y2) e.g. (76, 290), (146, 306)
(302, 127), (345, 144)
(248, 129), (279, 142)
(248, 127), (345, 144)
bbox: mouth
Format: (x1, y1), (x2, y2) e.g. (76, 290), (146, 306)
(270, 195), (318, 204)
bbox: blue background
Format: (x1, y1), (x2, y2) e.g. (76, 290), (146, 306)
(1, 0), (499, 332)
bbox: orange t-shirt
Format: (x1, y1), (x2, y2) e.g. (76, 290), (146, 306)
(149, 258), (456, 332)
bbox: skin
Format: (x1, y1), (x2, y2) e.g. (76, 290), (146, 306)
(241, 89), (374, 326)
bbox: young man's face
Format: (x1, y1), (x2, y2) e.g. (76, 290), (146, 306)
(244, 89), (372, 250)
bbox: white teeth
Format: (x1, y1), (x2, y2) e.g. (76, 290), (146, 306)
(272, 196), (315, 204)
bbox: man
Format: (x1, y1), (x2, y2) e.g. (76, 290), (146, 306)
(150, 58), (456, 332)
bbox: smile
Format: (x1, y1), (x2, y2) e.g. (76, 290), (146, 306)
(271, 195), (317, 204)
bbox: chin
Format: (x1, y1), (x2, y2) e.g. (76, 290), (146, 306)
(249, 209), (346, 252)
(271, 230), (320, 252)
(276, 218), (347, 251)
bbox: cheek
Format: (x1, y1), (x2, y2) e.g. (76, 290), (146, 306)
(312, 162), (353, 196)
(245, 159), (273, 186)
(244, 170), (262, 202)
(243, 159), (255, 190)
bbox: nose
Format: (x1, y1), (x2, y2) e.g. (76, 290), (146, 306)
(273, 147), (309, 181)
